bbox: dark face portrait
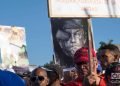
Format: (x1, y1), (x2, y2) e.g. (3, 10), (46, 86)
(51, 18), (88, 67)
(56, 28), (85, 57)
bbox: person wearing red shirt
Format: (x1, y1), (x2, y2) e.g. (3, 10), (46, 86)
(66, 47), (106, 86)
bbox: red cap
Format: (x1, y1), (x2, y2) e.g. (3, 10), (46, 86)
(74, 47), (96, 64)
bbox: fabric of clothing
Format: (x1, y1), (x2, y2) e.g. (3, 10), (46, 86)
(65, 75), (107, 86)
(0, 70), (25, 86)
(99, 75), (107, 86)
(65, 77), (83, 86)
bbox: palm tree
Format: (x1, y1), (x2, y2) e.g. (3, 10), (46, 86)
(43, 60), (54, 68)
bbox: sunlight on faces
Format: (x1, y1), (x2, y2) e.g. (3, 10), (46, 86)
(100, 49), (116, 69)
(74, 47), (97, 77)
(31, 68), (49, 86)
(56, 28), (85, 57)
(75, 62), (90, 77)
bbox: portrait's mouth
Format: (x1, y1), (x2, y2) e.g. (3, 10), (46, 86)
(63, 48), (76, 57)
(67, 43), (83, 48)
(63, 45), (83, 57)
(67, 46), (80, 52)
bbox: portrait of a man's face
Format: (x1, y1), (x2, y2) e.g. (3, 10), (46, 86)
(56, 28), (86, 57)
(51, 18), (88, 67)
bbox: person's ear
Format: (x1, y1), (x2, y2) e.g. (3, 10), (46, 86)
(46, 77), (49, 85)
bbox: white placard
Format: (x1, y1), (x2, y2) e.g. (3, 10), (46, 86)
(0, 25), (29, 68)
(48, 0), (120, 17)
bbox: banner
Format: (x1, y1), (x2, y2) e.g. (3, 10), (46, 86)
(0, 25), (29, 68)
(48, 0), (120, 17)
(51, 18), (90, 67)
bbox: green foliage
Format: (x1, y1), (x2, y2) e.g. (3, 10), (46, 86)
(43, 60), (54, 68)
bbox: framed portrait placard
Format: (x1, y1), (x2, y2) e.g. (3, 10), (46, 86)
(50, 18), (94, 67)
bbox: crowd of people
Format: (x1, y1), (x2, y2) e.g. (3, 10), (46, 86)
(16, 43), (119, 86)
(27, 44), (120, 86)
(1, 43), (119, 86)
(0, 18), (120, 86)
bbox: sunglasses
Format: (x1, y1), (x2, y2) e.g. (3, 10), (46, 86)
(30, 76), (44, 82)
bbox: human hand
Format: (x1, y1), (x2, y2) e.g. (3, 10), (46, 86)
(87, 72), (100, 86)
(88, 58), (100, 86)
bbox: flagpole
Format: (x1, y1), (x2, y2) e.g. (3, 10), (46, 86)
(87, 18), (93, 74)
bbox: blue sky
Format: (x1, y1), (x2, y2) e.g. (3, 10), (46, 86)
(0, 0), (119, 66)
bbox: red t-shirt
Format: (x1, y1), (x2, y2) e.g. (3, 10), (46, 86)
(99, 75), (107, 86)
(65, 77), (83, 86)
(65, 75), (107, 86)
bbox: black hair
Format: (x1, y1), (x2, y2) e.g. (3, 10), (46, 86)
(51, 18), (83, 29)
(47, 64), (63, 79)
(98, 43), (120, 61)
(100, 44), (119, 52)
(46, 64), (63, 86)
(31, 67), (47, 77)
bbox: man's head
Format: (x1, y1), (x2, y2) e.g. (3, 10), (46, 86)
(74, 47), (96, 77)
(55, 18), (87, 57)
(30, 67), (49, 86)
(47, 64), (63, 86)
(98, 44), (120, 70)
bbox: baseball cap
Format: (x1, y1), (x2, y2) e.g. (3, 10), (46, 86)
(74, 47), (96, 64)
